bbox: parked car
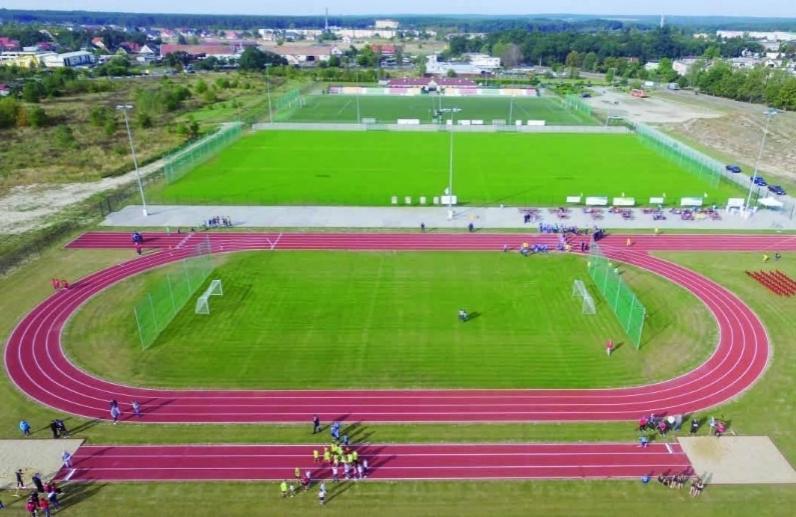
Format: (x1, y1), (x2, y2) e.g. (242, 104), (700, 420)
(750, 176), (768, 187)
(768, 185), (786, 196)
(725, 164), (742, 173)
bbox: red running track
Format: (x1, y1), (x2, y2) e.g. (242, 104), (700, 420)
(5, 231), (785, 424)
(57, 443), (691, 482)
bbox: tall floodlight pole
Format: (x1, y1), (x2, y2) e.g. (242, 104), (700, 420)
(447, 112), (455, 220)
(745, 108), (777, 212)
(509, 95), (514, 125)
(116, 104), (148, 217)
(356, 94), (361, 123)
(265, 63), (273, 123)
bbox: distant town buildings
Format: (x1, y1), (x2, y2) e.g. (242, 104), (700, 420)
(40, 51), (96, 68)
(716, 30), (796, 42)
(425, 54), (500, 76)
(268, 45), (342, 65)
(374, 19), (399, 30)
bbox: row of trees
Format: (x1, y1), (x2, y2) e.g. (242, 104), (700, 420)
(447, 27), (763, 67)
(686, 63), (796, 110)
(9, 67), (115, 102)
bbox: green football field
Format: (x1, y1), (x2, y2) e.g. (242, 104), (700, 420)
(152, 130), (743, 206)
(278, 94), (596, 125)
(64, 251), (714, 389)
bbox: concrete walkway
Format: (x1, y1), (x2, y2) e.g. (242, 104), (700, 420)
(103, 204), (796, 231)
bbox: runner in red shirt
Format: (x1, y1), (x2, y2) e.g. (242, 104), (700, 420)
(606, 339), (614, 357)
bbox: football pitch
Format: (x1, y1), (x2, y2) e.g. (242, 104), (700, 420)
(153, 130), (743, 206)
(278, 94), (596, 125)
(64, 251), (714, 390)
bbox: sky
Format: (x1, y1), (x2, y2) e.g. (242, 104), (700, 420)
(3, 1), (796, 18)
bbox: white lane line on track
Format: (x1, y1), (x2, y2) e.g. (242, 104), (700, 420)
(62, 464), (692, 472)
(24, 248), (756, 414)
(74, 452), (684, 459)
(11, 248), (755, 415)
(5, 234), (771, 423)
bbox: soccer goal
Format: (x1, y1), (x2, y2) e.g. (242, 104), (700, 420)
(572, 279), (596, 315)
(195, 279), (223, 315)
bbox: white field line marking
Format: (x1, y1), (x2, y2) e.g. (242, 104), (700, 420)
(268, 232), (283, 250)
(65, 469), (76, 481)
(665, 443), (673, 454)
(176, 233), (193, 249)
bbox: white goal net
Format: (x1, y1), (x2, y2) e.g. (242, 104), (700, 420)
(195, 279), (223, 315)
(572, 279), (596, 315)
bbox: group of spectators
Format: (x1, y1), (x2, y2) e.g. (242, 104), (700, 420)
(14, 469), (63, 516)
(205, 216), (233, 228)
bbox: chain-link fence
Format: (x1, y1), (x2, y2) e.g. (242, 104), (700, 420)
(587, 245), (646, 349)
(163, 123), (244, 184)
(634, 122), (724, 188)
(563, 94), (593, 117)
(133, 238), (214, 349)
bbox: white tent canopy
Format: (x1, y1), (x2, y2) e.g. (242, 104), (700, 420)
(758, 197), (784, 209)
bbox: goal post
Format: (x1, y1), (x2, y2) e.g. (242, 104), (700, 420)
(572, 279), (596, 315)
(195, 279), (224, 315)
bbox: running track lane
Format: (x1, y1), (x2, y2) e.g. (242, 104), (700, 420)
(57, 443), (690, 482)
(5, 232), (775, 423)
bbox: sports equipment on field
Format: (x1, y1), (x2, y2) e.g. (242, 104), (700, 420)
(195, 279), (224, 314)
(133, 239), (214, 349)
(587, 245), (646, 348)
(572, 279), (597, 315)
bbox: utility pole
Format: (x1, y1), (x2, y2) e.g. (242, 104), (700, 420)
(116, 104), (148, 217)
(745, 108), (778, 213)
(265, 63), (273, 123)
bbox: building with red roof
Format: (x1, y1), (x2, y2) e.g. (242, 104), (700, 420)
(0, 37), (21, 51)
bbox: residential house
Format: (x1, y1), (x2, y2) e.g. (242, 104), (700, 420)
(374, 19), (399, 30)
(160, 44), (242, 60)
(0, 37), (20, 51)
(463, 53), (501, 70)
(673, 58), (700, 76)
(268, 45), (341, 66)
(0, 51), (44, 68)
(0, 83), (11, 96)
(91, 36), (106, 50)
(118, 41), (142, 55)
(425, 54), (493, 76)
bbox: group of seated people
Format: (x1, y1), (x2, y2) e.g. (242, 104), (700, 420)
(657, 472), (690, 489)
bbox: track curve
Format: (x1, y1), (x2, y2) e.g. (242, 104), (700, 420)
(5, 232), (784, 424)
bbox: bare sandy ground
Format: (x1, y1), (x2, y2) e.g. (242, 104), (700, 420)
(0, 159), (163, 235)
(679, 436), (796, 484)
(586, 88), (723, 124)
(659, 90), (796, 185)
(0, 439), (83, 490)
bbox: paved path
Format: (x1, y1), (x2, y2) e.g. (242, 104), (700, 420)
(4, 231), (779, 424)
(56, 443), (690, 482)
(103, 204), (796, 230)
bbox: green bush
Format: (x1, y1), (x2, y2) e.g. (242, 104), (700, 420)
(54, 125), (77, 149)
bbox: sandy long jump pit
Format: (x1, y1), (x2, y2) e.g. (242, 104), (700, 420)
(0, 439), (83, 489)
(679, 436), (796, 484)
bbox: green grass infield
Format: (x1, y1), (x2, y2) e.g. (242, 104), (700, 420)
(64, 251), (715, 389)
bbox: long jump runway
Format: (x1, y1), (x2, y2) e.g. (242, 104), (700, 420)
(5, 231), (791, 482)
(59, 443), (690, 482)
